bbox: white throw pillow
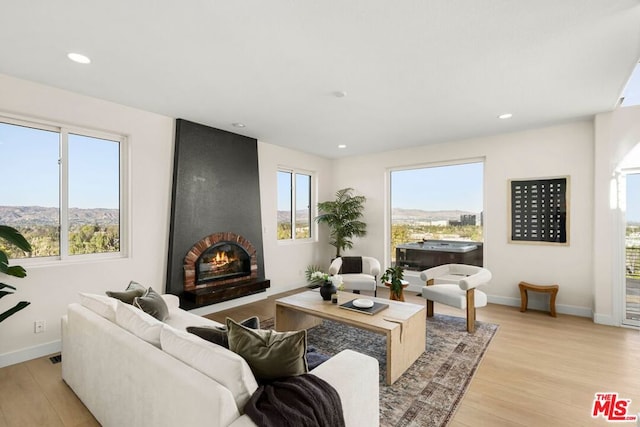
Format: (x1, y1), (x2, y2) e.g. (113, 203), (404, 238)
(115, 300), (164, 347)
(79, 293), (118, 322)
(160, 325), (258, 410)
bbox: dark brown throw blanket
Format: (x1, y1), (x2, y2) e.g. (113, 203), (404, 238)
(340, 256), (362, 274)
(244, 374), (345, 427)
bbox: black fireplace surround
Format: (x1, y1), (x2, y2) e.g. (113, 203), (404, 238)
(166, 120), (269, 308)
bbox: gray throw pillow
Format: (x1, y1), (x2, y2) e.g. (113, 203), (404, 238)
(133, 287), (169, 321)
(227, 318), (308, 382)
(106, 281), (146, 304)
(187, 316), (259, 348)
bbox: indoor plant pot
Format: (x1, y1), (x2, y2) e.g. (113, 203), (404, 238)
(381, 266), (406, 302)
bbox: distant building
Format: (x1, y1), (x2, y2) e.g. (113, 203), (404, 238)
(461, 214), (476, 226)
(450, 214), (476, 226)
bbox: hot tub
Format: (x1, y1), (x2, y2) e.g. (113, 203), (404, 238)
(395, 240), (483, 271)
(396, 241), (478, 253)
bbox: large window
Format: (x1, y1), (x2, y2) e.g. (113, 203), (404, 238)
(277, 169), (312, 240)
(390, 161), (484, 268)
(0, 116), (123, 260)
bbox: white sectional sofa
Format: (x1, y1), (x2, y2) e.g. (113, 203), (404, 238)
(61, 293), (380, 427)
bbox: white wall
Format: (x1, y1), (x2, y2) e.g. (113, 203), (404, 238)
(257, 142), (334, 291)
(332, 121), (595, 316)
(0, 75), (175, 365)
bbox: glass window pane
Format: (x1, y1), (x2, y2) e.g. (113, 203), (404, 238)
(390, 162), (483, 269)
(295, 173), (311, 239)
(0, 122), (60, 258)
(277, 171), (292, 240)
(68, 133), (120, 255)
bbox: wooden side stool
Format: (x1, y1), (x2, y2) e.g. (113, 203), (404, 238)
(518, 281), (559, 317)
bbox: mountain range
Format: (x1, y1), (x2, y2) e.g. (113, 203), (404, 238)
(276, 208), (479, 223)
(3, 205), (477, 227)
(0, 206), (119, 226)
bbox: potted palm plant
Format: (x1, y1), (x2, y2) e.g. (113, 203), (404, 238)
(0, 225), (32, 322)
(315, 188), (367, 258)
(381, 265), (406, 301)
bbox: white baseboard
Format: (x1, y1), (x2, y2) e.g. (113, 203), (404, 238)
(397, 284), (594, 319)
(488, 295), (593, 318)
(593, 313), (618, 326)
(0, 340), (61, 369)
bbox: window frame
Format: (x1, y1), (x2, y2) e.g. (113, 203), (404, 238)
(0, 113), (129, 265)
(277, 167), (314, 244)
(386, 157), (485, 273)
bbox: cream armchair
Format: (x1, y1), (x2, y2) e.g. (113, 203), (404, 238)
(419, 264), (492, 333)
(329, 256), (381, 296)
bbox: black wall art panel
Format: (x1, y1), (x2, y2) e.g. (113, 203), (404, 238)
(509, 176), (569, 245)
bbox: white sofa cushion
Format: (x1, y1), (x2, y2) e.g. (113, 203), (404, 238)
(79, 293), (118, 322)
(421, 285), (488, 309)
(163, 306), (225, 331)
(115, 300), (164, 347)
(160, 325), (258, 411)
(341, 273), (376, 290)
(161, 293), (180, 311)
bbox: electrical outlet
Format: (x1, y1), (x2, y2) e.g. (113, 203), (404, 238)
(34, 320), (45, 334)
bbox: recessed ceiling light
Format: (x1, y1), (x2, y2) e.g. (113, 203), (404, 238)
(232, 122), (246, 128)
(338, 144), (347, 149)
(67, 53), (91, 64)
(334, 91), (347, 98)
(498, 113), (513, 119)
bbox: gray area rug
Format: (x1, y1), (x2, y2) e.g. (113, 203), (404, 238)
(263, 314), (498, 427)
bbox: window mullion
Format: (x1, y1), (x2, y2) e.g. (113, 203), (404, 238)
(59, 129), (69, 259)
(291, 173), (297, 240)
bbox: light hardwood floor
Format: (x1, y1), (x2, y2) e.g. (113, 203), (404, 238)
(1, 287), (638, 426)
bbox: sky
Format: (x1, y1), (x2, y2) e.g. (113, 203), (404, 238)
(621, 63), (640, 107)
(277, 171), (311, 212)
(627, 173), (640, 223)
(391, 162), (484, 212)
(0, 122), (119, 209)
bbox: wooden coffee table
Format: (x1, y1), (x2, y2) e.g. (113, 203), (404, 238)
(275, 290), (426, 385)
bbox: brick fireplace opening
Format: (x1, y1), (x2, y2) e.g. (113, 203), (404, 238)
(182, 232), (269, 305)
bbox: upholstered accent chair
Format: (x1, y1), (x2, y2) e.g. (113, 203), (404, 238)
(419, 264), (492, 333)
(329, 256), (380, 297)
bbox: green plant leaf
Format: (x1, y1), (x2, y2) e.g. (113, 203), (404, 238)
(5, 265), (27, 278)
(0, 290), (15, 299)
(0, 226), (32, 252)
(315, 188), (367, 258)
(0, 282), (16, 291)
(0, 301), (31, 323)
(0, 226), (31, 278)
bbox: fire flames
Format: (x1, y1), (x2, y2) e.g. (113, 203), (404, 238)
(209, 250), (236, 268)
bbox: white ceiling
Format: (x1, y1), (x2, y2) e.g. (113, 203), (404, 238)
(1, 1), (640, 158)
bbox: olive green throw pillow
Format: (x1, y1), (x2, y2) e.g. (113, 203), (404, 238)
(187, 316), (259, 348)
(133, 287), (169, 321)
(106, 281), (146, 304)
(227, 318), (308, 382)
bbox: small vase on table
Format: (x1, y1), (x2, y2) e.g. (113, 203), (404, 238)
(320, 281), (337, 301)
